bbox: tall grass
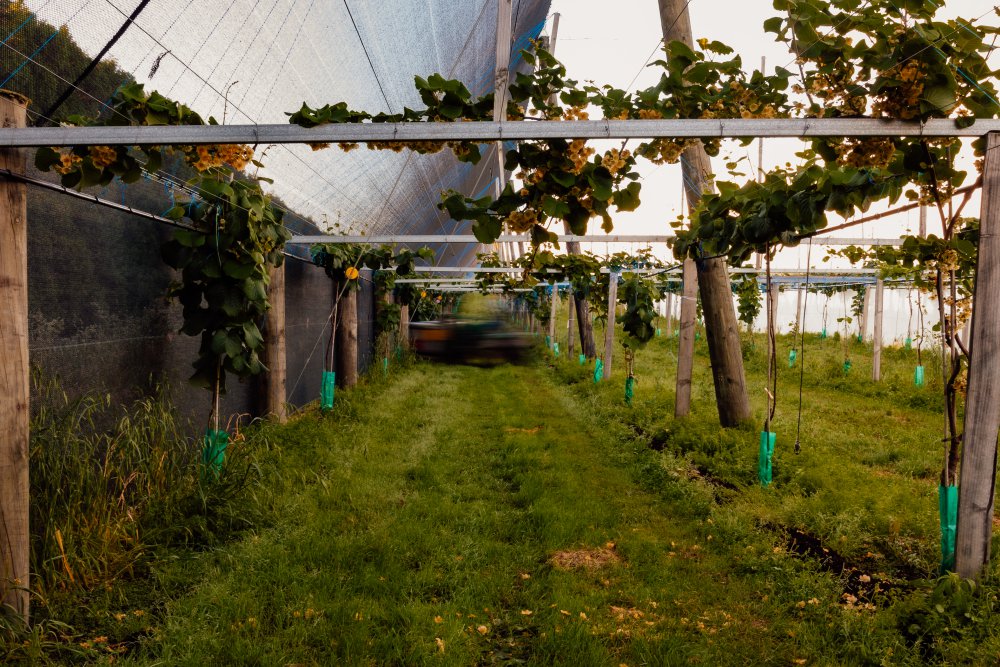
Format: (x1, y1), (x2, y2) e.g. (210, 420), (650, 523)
(1, 374), (272, 662)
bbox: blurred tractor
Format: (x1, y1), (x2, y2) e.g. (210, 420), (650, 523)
(409, 318), (533, 364)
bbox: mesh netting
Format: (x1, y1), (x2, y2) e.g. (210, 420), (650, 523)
(1, 0), (551, 424)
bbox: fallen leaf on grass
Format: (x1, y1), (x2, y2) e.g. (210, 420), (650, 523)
(504, 426), (543, 434)
(550, 545), (621, 570)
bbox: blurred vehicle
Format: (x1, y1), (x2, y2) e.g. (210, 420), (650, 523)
(409, 318), (533, 364)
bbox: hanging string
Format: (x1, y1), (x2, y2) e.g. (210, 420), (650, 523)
(794, 239), (813, 454)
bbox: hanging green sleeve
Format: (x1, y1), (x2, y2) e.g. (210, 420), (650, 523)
(904, 337), (912, 350)
(843, 359), (852, 374)
(201, 429), (229, 478)
(579, 353), (586, 365)
(594, 358), (603, 383)
(553, 342), (560, 358)
(321, 370), (336, 411)
(938, 484), (958, 573)
(788, 348), (797, 368)
(758, 431), (776, 487)
(656, 328), (661, 337)
(395, 345), (402, 360)
(545, 335), (551, 349)
(624, 376), (635, 406)
(914, 365), (925, 387)
(820, 327), (827, 339)
(383, 357), (389, 375)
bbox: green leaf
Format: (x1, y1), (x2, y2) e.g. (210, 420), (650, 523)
(472, 216), (503, 244)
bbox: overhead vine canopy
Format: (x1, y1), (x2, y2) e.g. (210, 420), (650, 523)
(0, 0), (552, 266)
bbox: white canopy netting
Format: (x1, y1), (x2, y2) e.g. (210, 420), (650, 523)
(1, 0), (552, 265)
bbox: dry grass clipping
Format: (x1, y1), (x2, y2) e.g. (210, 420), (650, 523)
(550, 542), (620, 570)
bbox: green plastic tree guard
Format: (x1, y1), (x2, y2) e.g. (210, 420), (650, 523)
(579, 353), (586, 365)
(843, 359), (852, 374)
(383, 357), (389, 375)
(904, 337), (912, 350)
(914, 365), (925, 387)
(321, 370), (336, 412)
(594, 358), (603, 383)
(201, 429), (229, 479)
(545, 335), (551, 348)
(788, 348), (797, 368)
(624, 376), (635, 406)
(820, 327), (827, 339)
(939, 484), (958, 573)
(758, 431), (776, 487)
(656, 328), (661, 337)
(856, 334), (863, 343)
(553, 342), (560, 358)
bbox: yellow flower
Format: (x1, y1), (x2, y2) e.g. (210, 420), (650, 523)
(420, 291), (427, 298)
(345, 266), (360, 280)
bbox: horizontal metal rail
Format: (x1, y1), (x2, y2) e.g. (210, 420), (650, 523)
(1, 118), (997, 147)
(408, 266), (878, 275)
(290, 234), (905, 245)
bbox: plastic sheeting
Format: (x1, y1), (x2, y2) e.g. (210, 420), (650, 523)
(1, 0), (553, 266)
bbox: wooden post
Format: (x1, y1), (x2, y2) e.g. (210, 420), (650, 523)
(955, 132), (1000, 579)
(665, 291), (674, 336)
(336, 285), (358, 389)
(919, 204), (927, 238)
(872, 277), (884, 381)
(860, 286), (872, 341)
(264, 263), (287, 423)
(548, 284), (557, 346)
(603, 272), (618, 379)
(768, 282), (779, 336)
(675, 259), (697, 417)
(566, 289), (575, 354)
(399, 303), (410, 350)
(660, 0), (750, 426)
(0, 91), (29, 624)
(794, 285), (803, 335)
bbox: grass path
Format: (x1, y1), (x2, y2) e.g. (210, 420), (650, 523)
(128, 361), (849, 666)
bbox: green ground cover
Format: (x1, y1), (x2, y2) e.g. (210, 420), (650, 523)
(4, 295), (999, 665)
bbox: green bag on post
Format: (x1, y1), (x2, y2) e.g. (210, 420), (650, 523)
(904, 337), (912, 350)
(553, 342), (560, 358)
(939, 484), (958, 573)
(321, 370), (336, 412)
(579, 354), (586, 365)
(914, 365), (925, 387)
(624, 376), (635, 406)
(788, 349), (797, 368)
(383, 357), (389, 376)
(202, 429), (229, 479)
(545, 335), (551, 349)
(758, 431), (776, 487)
(656, 328), (661, 337)
(820, 327), (827, 339)
(594, 358), (603, 383)
(843, 359), (852, 374)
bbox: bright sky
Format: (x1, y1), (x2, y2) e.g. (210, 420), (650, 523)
(546, 0), (995, 268)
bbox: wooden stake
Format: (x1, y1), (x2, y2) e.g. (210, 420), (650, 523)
(860, 286), (872, 341)
(0, 91), (29, 624)
(604, 272), (618, 379)
(548, 284), (557, 346)
(566, 288), (575, 354)
(336, 285), (358, 389)
(399, 303), (410, 350)
(665, 291), (674, 336)
(264, 263), (287, 423)
(955, 132), (1000, 579)
(872, 277), (884, 382)
(660, 0), (751, 426)
(675, 259), (697, 417)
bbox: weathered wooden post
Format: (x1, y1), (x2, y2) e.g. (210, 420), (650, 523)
(860, 286), (872, 341)
(675, 259), (697, 417)
(548, 283), (557, 347)
(660, 0), (751, 426)
(603, 272), (619, 379)
(0, 91), (29, 624)
(872, 277), (884, 381)
(399, 303), (410, 350)
(264, 262), (287, 423)
(955, 132), (1000, 579)
(566, 289), (575, 355)
(665, 290), (674, 336)
(336, 285), (358, 389)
